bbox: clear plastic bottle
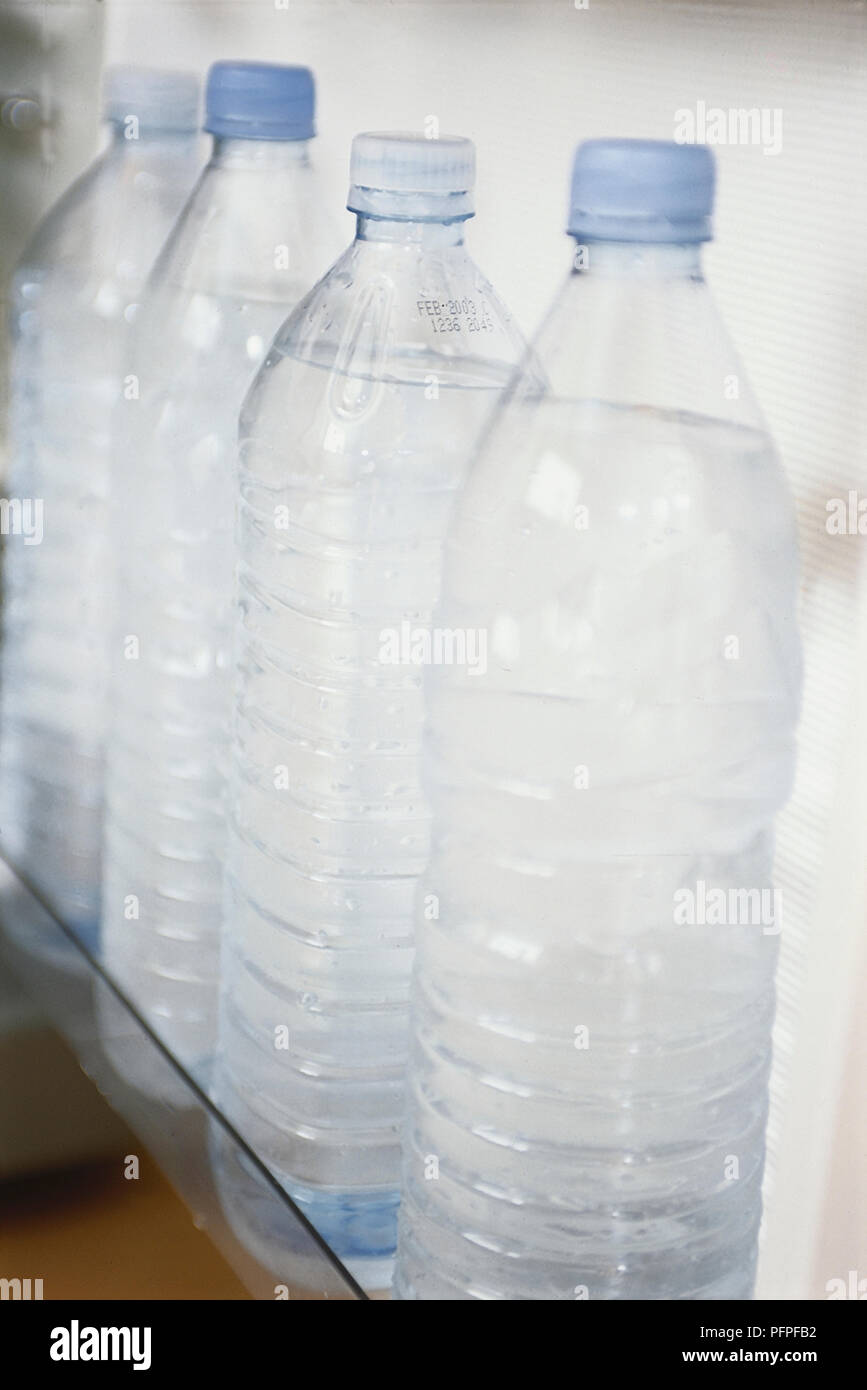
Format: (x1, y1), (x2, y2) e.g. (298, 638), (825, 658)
(101, 63), (337, 1076)
(395, 140), (802, 1300)
(0, 67), (201, 945)
(215, 133), (525, 1282)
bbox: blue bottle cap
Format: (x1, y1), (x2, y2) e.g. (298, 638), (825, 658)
(568, 139), (715, 243)
(204, 62), (315, 142)
(102, 66), (200, 132)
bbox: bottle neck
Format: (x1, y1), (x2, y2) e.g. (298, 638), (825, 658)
(209, 136), (313, 171)
(570, 239), (704, 279)
(354, 214), (467, 248)
(106, 120), (198, 149)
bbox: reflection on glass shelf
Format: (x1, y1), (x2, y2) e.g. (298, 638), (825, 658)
(0, 855), (366, 1301)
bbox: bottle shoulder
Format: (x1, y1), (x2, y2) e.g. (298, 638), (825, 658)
(254, 239), (525, 392)
(143, 158), (340, 308)
(13, 142), (201, 312)
(15, 151), (114, 274)
(520, 266), (769, 433)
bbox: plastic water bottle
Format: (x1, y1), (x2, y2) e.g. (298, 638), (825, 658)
(101, 63), (336, 1076)
(214, 132), (525, 1283)
(0, 67), (201, 944)
(395, 140), (802, 1300)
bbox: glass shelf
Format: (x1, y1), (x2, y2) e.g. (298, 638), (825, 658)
(0, 854), (367, 1301)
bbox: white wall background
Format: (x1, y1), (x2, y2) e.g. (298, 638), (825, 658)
(10, 0), (867, 1299)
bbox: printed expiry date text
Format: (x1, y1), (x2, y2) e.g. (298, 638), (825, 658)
(417, 296), (496, 333)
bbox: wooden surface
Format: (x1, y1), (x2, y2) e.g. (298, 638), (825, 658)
(0, 1156), (251, 1300)
(0, 1025), (250, 1300)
